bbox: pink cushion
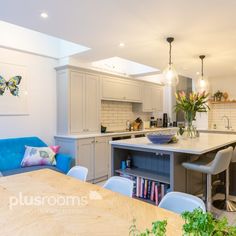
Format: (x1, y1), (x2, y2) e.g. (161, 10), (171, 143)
(50, 145), (61, 154)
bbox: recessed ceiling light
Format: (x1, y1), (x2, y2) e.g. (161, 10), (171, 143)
(40, 12), (48, 19)
(119, 42), (125, 47)
(196, 72), (200, 75)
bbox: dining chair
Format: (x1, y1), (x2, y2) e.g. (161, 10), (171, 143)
(67, 166), (88, 182)
(103, 176), (134, 197)
(159, 191), (206, 214)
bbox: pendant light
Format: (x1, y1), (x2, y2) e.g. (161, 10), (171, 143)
(162, 37), (179, 86)
(196, 55), (209, 92)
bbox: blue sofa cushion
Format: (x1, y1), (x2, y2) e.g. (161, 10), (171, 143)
(1, 166), (63, 177)
(0, 137), (47, 171)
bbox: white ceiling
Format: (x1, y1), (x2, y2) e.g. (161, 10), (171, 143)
(1, 0), (236, 78)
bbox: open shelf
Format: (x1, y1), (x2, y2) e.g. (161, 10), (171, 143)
(210, 100), (236, 104)
(115, 168), (170, 184)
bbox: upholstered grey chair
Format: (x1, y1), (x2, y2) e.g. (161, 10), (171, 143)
(182, 146), (233, 211)
(213, 147), (236, 211)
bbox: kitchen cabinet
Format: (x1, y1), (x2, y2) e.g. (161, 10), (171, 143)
(94, 137), (110, 181)
(84, 74), (100, 132)
(76, 137), (110, 182)
(70, 72), (84, 133)
(56, 68), (100, 135)
(151, 85), (163, 112)
(133, 84), (164, 113)
(101, 76), (142, 102)
(77, 138), (95, 181)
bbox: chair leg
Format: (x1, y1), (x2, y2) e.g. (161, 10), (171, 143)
(206, 174), (212, 212)
(213, 169), (236, 212)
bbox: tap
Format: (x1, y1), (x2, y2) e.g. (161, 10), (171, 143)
(222, 115), (232, 130)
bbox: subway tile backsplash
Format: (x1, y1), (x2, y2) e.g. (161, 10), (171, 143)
(101, 101), (151, 131)
(208, 103), (236, 129)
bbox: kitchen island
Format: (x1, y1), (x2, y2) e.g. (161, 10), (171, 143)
(110, 133), (236, 202)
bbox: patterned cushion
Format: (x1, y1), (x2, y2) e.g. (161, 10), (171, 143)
(21, 146), (56, 167)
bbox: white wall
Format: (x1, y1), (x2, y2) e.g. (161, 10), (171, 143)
(209, 76), (236, 99)
(193, 76), (236, 130)
(0, 47), (57, 144)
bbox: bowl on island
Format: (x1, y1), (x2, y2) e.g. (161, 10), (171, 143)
(147, 132), (175, 144)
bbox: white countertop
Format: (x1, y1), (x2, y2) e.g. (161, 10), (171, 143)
(54, 127), (177, 140)
(110, 133), (236, 155)
(199, 128), (236, 133)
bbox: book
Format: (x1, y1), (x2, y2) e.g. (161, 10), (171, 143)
(161, 184), (165, 200)
(136, 176), (140, 197)
(144, 179), (148, 199)
(155, 184), (159, 205)
(150, 181), (155, 201)
(147, 180), (152, 199)
(140, 178), (144, 198)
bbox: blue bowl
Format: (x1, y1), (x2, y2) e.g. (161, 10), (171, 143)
(147, 134), (173, 144)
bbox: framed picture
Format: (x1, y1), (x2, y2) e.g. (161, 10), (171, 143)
(0, 62), (28, 115)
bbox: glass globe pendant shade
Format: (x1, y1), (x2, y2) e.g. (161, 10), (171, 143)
(162, 63), (179, 86)
(196, 75), (209, 92)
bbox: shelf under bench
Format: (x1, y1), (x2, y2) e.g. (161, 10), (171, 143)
(115, 168), (170, 184)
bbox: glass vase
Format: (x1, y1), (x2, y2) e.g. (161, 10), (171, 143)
(184, 112), (197, 138)
(184, 121), (197, 138)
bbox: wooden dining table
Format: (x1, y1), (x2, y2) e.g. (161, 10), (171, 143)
(0, 169), (183, 236)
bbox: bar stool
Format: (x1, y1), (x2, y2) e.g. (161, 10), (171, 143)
(213, 147), (236, 212)
(182, 147), (233, 211)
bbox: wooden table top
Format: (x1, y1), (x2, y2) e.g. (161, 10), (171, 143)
(0, 169), (183, 236)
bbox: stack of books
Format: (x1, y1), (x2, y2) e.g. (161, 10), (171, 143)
(119, 174), (170, 205)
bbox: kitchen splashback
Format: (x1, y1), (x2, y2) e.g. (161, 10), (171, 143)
(101, 101), (151, 131)
(208, 103), (236, 129)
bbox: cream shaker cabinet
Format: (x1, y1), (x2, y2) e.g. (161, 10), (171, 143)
(94, 136), (110, 181)
(77, 138), (95, 181)
(56, 67), (100, 135)
(77, 137), (109, 182)
(142, 85), (154, 112)
(134, 84), (164, 113)
(101, 76), (142, 102)
(151, 85), (163, 112)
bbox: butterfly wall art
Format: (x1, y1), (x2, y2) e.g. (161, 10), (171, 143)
(0, 62), (28, 115)
(0, 76), (22, 96)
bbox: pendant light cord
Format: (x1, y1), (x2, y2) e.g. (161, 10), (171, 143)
(201, 58), (203, 77)
(199, 55), (205, 77)
(169, 41), (172, 65)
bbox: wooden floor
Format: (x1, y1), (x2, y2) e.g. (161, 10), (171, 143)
(212, 194), (236, 225)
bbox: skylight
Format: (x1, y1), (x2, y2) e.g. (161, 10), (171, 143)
(0, 21), (90, 59)
(92, 57), (159, 76)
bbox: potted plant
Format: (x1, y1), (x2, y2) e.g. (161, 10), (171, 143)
(175, 91), (210, 138)
(214, 90), (223, 101)
(130, 209), (236, 236)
